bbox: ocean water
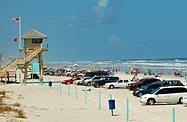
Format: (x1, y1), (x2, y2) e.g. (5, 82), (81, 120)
(46, 58), (187, 75)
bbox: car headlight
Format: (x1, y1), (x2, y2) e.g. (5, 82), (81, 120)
(135, 91), (139, 94)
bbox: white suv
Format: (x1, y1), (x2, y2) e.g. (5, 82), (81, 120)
(104, 79), (131, 89)
(140, 86), (187, 105)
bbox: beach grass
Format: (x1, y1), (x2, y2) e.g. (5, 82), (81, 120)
(0, 89), (26, 119)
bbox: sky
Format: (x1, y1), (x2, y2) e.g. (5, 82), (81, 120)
(0, 0), (187, 62)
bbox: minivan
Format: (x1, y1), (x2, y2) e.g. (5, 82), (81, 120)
(140, 86), (187, 105)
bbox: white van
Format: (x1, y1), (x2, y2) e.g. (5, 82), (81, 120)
(140, 86), (187, 105)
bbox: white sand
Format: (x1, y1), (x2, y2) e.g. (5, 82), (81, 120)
(0, 73), (187, 122)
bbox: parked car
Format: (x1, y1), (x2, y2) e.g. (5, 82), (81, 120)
(82, 76), (103, 86)
(140, 86), (187, 105)
(133, 80), (185, 97)
(133, 81), (162, 97)
(92, 76), (119, 88)
(53, 69), (66, 76)
(84, 70), (113, 78)
(161, 80), (184, 86)
(127, 78), (160, 90)
(43, 69), (54, 76)
(62, 77), (81, 85)
(70, 70), (87, 78)
(73, 77), (91, 85)
(104, 79), (131, 89)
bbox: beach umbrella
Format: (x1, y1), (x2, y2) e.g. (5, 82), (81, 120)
(73, 64), (79, 68)
(131, 67), (139, 73)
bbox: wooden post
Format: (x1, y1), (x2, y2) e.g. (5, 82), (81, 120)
(7, 72), (9, 83)
(38, 52), (43, 85)
(24, 62), (28, 84)
(5, 71), (7, 85)
(15, 73), (17, 82)
(38, 52), (43, 80)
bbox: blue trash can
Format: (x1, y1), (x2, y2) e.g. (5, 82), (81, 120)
(48, 81), (52, 88)
(108, 100), (115, 110)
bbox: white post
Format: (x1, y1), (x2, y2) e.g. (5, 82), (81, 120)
(18, 17), (22, 48)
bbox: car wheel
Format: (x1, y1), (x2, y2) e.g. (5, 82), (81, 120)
(147, 98), (155, 105)
(87, 82), (91, 86)
(96, 84), (100, 88)
(178, 97), (183, 104)
(138, 92), (143, 97)
(109, 85), (114, 89)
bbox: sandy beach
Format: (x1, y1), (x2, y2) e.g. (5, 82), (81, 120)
(0, 72), (187, 122)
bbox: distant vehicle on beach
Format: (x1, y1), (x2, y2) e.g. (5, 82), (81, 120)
(133, 81), (162, 97)
(127, 78), (160, 90)
(84, 70), (113, 78)
(62, 77), (81, 85)
(82, 76), (103, 86)
(133, 80), (185, 97)
(140, 86), (187, 105)
(104, 79), (131, 89)
(73, 77), (91, 85)
(92, 76), (119, 88)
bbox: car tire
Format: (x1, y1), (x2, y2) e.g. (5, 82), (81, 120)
(109, 85), (114, 89)
(146, 98), (155, 105)
(87, 82), (91, 86)
(178, 97), (183, 104)
(96, 84), (100, 88)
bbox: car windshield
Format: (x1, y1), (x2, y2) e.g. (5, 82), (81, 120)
(142, 84), (149, 89)
(150, 87), (160, 94)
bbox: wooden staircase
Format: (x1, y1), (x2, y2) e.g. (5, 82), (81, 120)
(0, 44), (43, 78)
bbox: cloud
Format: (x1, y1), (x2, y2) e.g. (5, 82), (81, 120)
(66, 16), (80, 27)
(108, 35), (120, 44)
(64, 0), (124, 28)
(93, 0), (123, 24)
(97, 0), (109, 7)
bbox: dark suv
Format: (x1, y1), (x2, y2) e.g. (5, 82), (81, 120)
(92, 76), (119, 88)
(133, 81), (162, 97)
(84, 70), (113, 78)
(161, 80), (184, 86)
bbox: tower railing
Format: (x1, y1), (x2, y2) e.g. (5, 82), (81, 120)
(0, 44), (43, 78)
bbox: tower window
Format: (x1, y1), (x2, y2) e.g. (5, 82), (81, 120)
(32, 38), (43, 44)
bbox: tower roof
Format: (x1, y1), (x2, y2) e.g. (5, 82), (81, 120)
(21, 29), (47, 39)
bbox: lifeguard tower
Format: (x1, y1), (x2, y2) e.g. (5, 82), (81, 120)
(0, 29), (48, 83)
(20, 29), (48, 83)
